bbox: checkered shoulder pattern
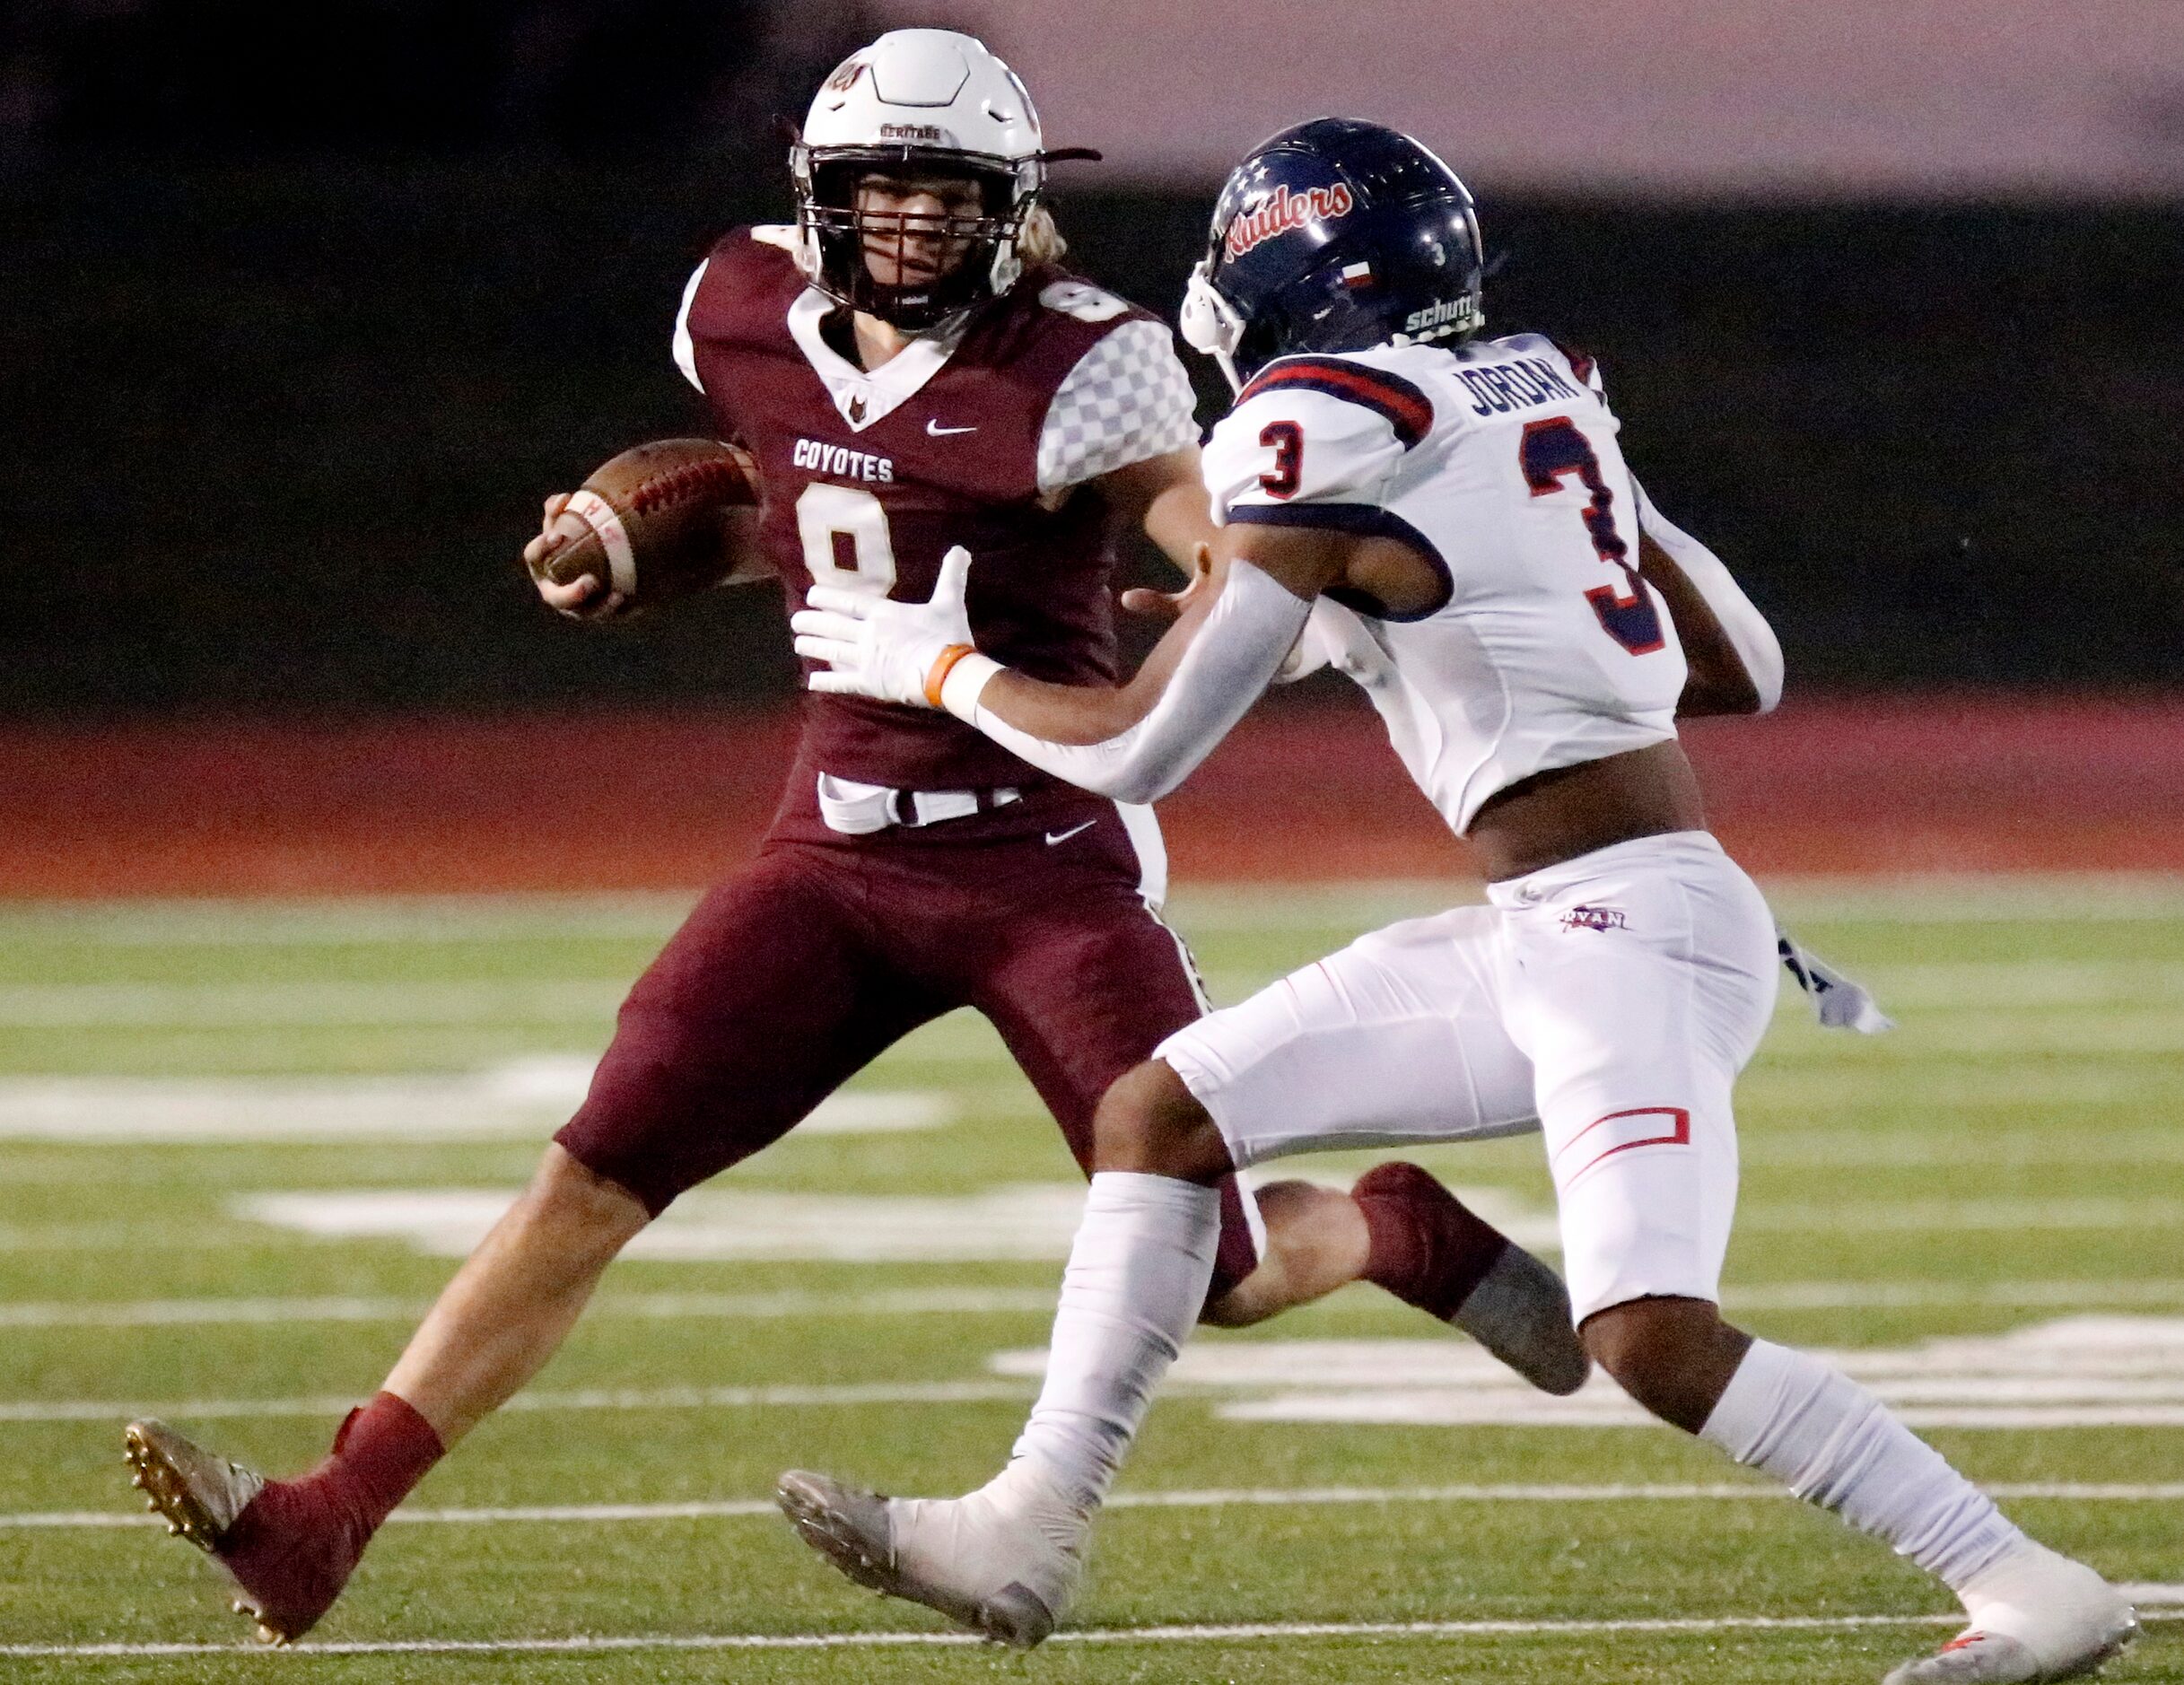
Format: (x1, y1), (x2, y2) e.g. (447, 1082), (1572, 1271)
(1035, 318), (1201, 495)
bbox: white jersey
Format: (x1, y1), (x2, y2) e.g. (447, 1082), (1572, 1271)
(1201, 334), (1686, 833)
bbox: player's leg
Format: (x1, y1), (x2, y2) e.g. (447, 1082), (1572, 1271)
(957, 853), (1266, 1307)
(780, 906), (1578, 1645)
(1142, 910), (1581, 1372)
(1507, 836), (2135, 1684)
(130, 848), (947, 1643)
(965, 847), (1557, 1337)
(377, 1147), (643, 1445)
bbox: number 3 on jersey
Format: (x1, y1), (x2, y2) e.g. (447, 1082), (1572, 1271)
(796, 482), (897, 596)
(1517, 416), (1664, 656)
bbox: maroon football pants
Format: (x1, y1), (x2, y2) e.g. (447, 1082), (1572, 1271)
(555, 806), (1261, 1297)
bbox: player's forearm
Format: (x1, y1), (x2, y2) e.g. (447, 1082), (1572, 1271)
(938, 561), (1311, 803)
(966, 587), (1217, 746)
(1141, 475), (1222, 575)
(1633, 483), (1784, 714)
(1640, 540), (1760, 717)
(1098, 448), (1219, 577)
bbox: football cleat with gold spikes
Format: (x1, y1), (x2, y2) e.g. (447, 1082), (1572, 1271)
(124, 1419), (298, 1646)
(125, 1419), (265, 1557)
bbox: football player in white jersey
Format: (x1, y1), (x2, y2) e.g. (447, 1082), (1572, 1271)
(775, 120), (2136, 1683)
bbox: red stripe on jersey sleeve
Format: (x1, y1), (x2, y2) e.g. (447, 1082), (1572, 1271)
(1238, 358), (1435, 447)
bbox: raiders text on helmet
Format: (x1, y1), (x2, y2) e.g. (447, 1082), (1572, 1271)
(1178, 118), (1486, 391)
(792, 30), (1053, 332)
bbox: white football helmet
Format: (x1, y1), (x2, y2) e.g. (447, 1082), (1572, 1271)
(792, 30), (1078, 331)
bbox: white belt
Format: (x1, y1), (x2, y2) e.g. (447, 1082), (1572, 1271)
(816, 773), (1023, 835)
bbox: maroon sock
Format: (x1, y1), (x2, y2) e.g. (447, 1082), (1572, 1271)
(1352, 1162), (1511, 1323)
(312, 1392), (445, 1532)
(214, 1393), (444, 1638)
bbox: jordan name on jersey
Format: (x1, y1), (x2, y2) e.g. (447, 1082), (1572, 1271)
(1201, 334), (1687, 834)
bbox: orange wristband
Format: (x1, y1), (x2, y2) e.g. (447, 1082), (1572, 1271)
(923, 643), (980, 709)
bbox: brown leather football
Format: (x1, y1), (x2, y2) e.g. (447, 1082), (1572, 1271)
(532, 437), (762, 610)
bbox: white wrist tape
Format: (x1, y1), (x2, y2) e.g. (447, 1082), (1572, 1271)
(938, 651), (1002, 721)
(1634, 481), (1783, 713)
(963, 562), (1311, 804)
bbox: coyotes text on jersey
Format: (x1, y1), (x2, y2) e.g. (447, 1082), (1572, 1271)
(675, 227), (1198, 793)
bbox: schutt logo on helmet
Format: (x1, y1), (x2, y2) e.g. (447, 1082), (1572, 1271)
(1224, 183), (1357, 259)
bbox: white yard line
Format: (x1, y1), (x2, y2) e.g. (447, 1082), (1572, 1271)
(9, 1480), (2183, 1533)
(19, 1610), (2184, 1660)
(0, 1223), (273, 1253)
(1736, 1197), (2184, 1232)
(1737, 1129), (2184, 1166)
(1816, 960), (2184, 1009)
(0, 1069), (945, 1143)
(0, 1287), (1057, 1330)
(1770, 1017), (2184, 1057)
(229, 1185), (2184, 1263)
(0, 982), (627, 1030)
(0, 1380), (1035, 1425)
(6, 1279), (2181, 1331)
(1738, 1068), (2168, 1115)
(1723, 1280), (2184, 1311)
(9, 1187), (2182, 1257)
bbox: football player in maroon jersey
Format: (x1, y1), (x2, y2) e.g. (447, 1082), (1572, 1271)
(120, 30), (1583, 1646)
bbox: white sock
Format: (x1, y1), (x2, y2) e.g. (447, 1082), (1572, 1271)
(1003, 1172), (1219, 1515)
(1701, 1338), (2026, 1592)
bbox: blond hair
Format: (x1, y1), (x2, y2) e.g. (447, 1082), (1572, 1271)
(1017, 203), (1067, 266)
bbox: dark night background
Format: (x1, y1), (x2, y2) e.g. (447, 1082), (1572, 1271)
(4, 1), (2180, 720)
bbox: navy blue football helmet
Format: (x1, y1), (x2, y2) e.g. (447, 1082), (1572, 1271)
(1179, 118), (1485, 391)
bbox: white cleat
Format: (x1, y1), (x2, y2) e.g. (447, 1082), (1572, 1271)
(1883, 1546), (2137, 1683)
(776, 1466), (1088, 1648)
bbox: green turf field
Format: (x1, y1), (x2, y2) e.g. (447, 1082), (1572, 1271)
(0, 878), (2179, 1682)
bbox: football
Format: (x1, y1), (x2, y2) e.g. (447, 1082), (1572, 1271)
(531, 437), (763, 611)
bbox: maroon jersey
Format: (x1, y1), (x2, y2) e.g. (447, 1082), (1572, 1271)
(677, 226), (1200, 791)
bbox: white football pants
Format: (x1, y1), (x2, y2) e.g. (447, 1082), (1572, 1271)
(1156, 830), (1778, 1322)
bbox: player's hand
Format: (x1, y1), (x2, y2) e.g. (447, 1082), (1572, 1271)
(791, 545), (975, 708)
(1119, 541), (1215, 622)
(525, 493), (629, 619)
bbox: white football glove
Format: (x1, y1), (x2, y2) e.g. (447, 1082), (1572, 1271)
(1777, 924), (1896, 1034)
(791, 545), (975, 708)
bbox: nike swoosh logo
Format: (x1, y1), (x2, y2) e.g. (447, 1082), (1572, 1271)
(926, 420), (978, 436)
(1044, 820), (1096, 846)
